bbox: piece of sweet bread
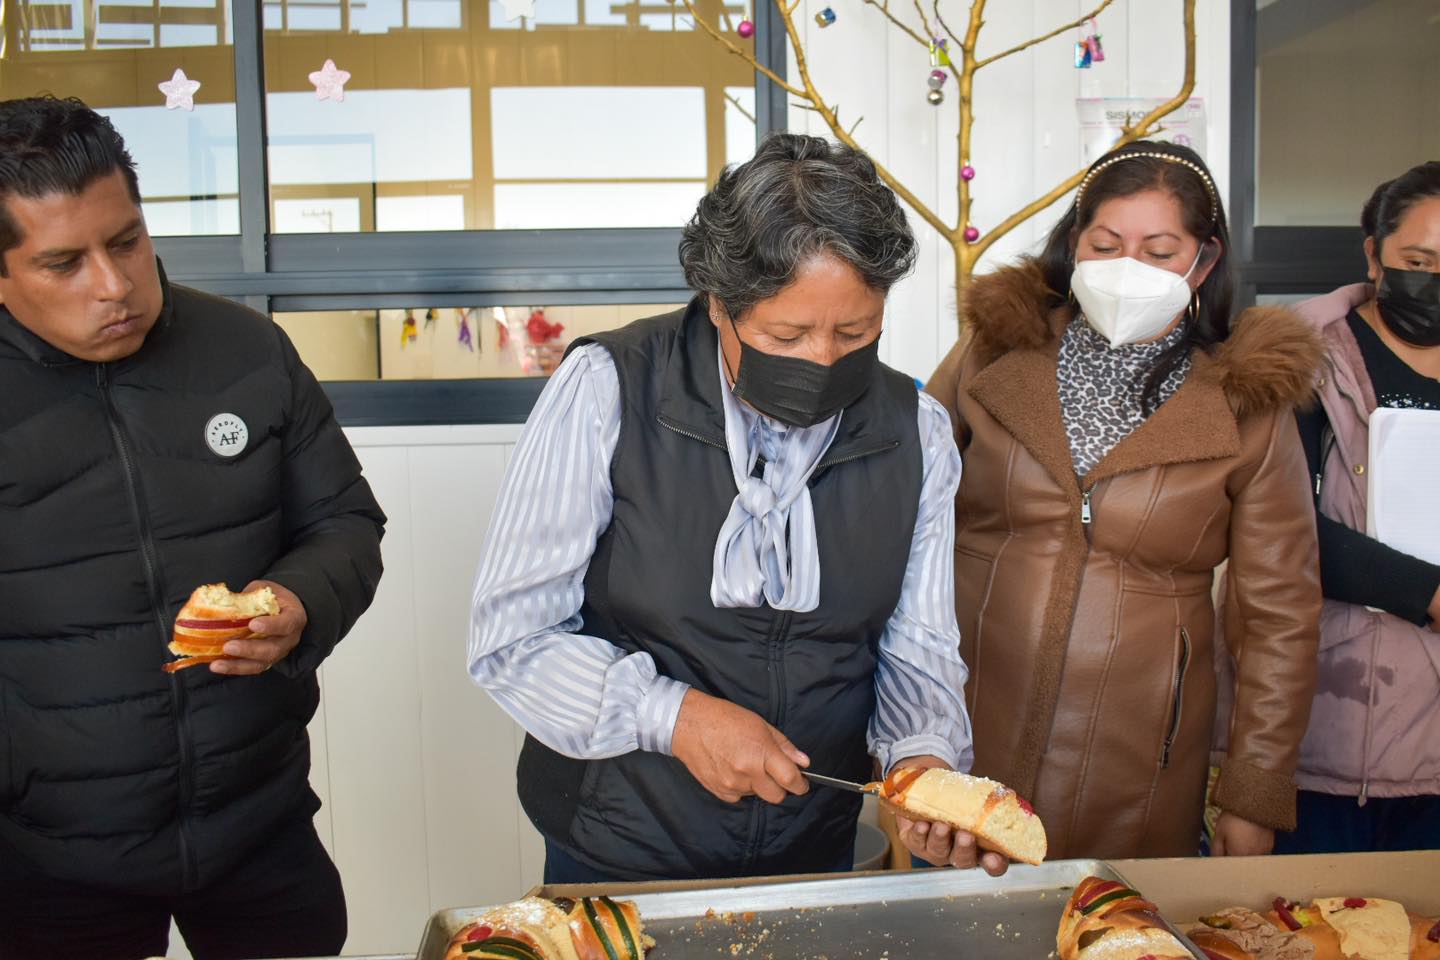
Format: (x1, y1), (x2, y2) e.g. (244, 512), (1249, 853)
(164, 583), (278, 672)
(555, 895), (650, 960)
(444, 896), (649, 960)
(1056, 876), (1192, 960)
(876, 766), (1047, 865)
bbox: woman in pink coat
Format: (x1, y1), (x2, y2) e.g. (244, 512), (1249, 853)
(1279, 161), (1440, 853)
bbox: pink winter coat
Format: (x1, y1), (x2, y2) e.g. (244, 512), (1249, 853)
(1292, 283), (1440, 800)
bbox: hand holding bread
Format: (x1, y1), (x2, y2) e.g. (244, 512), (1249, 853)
(879, 758), (1046, 875)
(166, 581), (306, 675)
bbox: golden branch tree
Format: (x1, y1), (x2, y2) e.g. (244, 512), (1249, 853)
(676, 0), (1199, 332)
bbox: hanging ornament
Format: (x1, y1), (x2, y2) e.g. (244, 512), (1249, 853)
(158, 68), (201, 111)
(526, 308), (565, 345)
(927, 68), (947, 90)
(495, 309), (511, 350)
(457, 309), (474, 352)
(309, 59), (352, 102)
(737, 18), (755, 38)
(1074, 26), (1093, 69)
(1086, 18), (1105, 62)
(814, 6), (836, 27)
(928, 37), (950, 68)
(400, 309), (418, 348)
(926, 89), (944, 106)
(961, 163), (976, 181)
(424, 307), (437, 330)
(963, 224), (980, 242)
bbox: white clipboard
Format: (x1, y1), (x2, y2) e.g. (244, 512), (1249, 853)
(1366, 407), (1440, 566)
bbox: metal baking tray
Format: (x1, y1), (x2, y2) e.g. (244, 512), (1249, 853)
(417, 859), (1207, 960)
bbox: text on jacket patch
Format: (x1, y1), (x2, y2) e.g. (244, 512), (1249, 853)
(205, 413), (249, 457)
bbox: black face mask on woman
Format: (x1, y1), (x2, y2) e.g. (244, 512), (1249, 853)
(1377, 266), (1440, 348)
(727, 317), (881, 428)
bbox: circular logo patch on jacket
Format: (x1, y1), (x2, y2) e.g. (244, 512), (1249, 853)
(205, 413), (249, 457)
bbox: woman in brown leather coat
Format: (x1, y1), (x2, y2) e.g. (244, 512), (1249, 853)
(925, 143), (1323, 860)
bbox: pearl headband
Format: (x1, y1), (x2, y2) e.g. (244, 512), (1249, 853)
(1074, 150), (1219, 223)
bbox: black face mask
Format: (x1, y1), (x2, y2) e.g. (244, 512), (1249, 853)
(1377, 266), (1440, 348)
(727, 322), (881, 428)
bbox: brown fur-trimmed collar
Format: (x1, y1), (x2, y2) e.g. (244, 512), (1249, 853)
(964, 259), (1322, 417)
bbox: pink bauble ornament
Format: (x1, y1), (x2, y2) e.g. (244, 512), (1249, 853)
(737, 18), (755, 38)
(928, 68), (947, 86)
(961, 164), (976, 181)
(964, 225), (980, 242)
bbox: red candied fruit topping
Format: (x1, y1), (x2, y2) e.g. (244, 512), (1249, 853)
(465, 925), (494, 942)
(1426, 919), (1440, 943)
(1017, 795), (1035, 816)
(1343, 898), (1367, 909)
(1272, 898), (1302, 931)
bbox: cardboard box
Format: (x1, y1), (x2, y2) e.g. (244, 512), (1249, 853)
(532, 851), (1440, 923)
(1113, 851), (1440, 918)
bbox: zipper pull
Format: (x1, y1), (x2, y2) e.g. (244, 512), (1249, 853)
(1080, 490), (1092, 525)
(1357, 781), (1368, 807)
(1314, 473), (1323, 497)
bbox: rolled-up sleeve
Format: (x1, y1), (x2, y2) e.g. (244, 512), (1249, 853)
(868, 392), (975, 775)
(468, 344), (689, 759)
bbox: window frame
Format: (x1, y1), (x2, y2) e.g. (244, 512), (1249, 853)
(148, 0), (787, 425)
(1228, 0), (1369, 305)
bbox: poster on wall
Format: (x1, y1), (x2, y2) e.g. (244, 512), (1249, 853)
(1076, 97), (1207, 165)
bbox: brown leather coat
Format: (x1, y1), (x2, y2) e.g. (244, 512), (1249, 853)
(926, 262), (1324, 859)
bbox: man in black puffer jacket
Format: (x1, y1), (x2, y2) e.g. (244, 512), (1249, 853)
(0, 97), (385, 960)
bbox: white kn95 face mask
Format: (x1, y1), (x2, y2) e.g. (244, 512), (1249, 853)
(1070, 251), (1202, 348)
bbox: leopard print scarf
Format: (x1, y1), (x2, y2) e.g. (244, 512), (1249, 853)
(1058, 314), (1192, 478)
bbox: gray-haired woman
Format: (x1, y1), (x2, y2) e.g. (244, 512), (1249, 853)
(469, 133), (1000, 883)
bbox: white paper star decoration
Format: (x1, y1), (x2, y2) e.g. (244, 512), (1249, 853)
(158, 68), (201, 111)
(308, 59), (351, 102)
(501, 0), (536, 21)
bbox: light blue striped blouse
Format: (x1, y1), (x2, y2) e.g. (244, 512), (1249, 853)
(468, 342), (974, 777)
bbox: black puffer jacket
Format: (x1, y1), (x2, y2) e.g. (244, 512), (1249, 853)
(0, 266), (385, 895)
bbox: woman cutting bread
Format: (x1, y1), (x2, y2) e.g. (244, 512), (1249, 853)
(469, 135), (1011, 882)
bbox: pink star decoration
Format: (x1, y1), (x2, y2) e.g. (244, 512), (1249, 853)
(308, 59), (351, 102)
(158, 68), (201, 111)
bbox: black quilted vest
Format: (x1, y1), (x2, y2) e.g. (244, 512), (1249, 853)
(516, 299), (921, 880)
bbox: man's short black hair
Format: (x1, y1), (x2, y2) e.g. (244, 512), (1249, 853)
(0, 96), (142, 275)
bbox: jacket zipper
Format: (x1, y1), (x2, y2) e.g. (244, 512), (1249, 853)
(1080, 476), (1100, 531)
(657, 416), (726, 452)
(96, 365), (200, 891)
(743, 610), (792, 870)
(1161, 627), (1191, 769)
(816, 440), (901, 471)
(1315, 425), (1337, 499)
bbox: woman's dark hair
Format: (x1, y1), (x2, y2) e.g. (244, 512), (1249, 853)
(1360, 178), (1392, 238)
(0, 96), (141, 275)
(680, 133), (917, 320)
(1368, 161), (1440, 252)
(1037, 140), (1234, 413)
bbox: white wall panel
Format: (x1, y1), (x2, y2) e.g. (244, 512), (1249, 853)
(323, 444), (433, 955)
